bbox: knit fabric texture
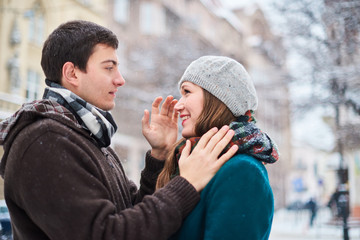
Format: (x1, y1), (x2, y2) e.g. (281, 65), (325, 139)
(43, 79), (117, 147)
(178, 55), (258, 117)
(174, 111), (279, 166)
(170, 111), (279, 179)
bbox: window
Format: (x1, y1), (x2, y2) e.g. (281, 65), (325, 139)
(7, 52), (20, 94)
(140, 2), (166, 36)
(28, 8), (45, 45)
(114, 0), (129, 24)
(77, 0), (92, 6)
(26, 70), (40, 101)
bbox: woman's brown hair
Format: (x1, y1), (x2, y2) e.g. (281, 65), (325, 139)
(156, 88), (236, 189)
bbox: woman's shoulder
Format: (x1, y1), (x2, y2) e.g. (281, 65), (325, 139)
(221, 153), (268, 175)
(203, 154), (271, 192)
(202, 153), (273, 201)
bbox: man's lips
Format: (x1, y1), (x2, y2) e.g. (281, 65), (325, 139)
(109, 89), (118, 97)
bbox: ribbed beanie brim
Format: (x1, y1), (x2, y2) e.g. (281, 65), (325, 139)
(178, 56), (258, 117)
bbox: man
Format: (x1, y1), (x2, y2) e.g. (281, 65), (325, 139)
(0, 20), (236, 239)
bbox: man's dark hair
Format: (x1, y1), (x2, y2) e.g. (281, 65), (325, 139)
(41, 20), (119, 84)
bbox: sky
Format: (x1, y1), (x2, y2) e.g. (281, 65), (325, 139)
(220, 0), (250, 9)
(220, 0), (273, 11)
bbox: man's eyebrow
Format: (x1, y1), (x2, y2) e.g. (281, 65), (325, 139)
(101, 59), (119, 65)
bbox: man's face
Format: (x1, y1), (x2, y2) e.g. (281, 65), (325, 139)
(75, 44), (125, 111)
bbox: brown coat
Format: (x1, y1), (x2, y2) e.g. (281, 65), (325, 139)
(0, 100), (199, 240)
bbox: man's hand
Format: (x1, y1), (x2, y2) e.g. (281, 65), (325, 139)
(179, 126), (238, 192)
(142, 96), (179, 160)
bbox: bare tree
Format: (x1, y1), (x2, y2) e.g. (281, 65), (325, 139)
(272, 0), (360, 152)
(273, 0), (360, 113)
(273, 1), (360, 239)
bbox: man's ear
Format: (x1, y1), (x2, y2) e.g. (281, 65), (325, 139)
(62, 62), (79, 88)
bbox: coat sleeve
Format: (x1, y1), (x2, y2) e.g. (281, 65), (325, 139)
(138, 151), (166, 202)
(5, 120), (199, 240)
(109, 148), (166, 204)
(203, 155), (274, 240)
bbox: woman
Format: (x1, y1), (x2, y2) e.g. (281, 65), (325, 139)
(156, 56), (280, 239)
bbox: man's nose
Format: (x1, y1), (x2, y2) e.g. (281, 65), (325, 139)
(114, 70), (125, 87)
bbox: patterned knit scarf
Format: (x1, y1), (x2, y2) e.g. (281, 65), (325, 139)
(43, 79), (117, 148)
(0, 99), (76, 145)
(174, 111), (279, 171)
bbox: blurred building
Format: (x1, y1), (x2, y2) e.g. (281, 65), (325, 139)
(107, 0), (291, 208)
(0, 0), (108, 198)
(106, 0), (222, 184)
(231, 4), (291, 209)
(289, 140), (338, 204)
(0, 0), (293, 209)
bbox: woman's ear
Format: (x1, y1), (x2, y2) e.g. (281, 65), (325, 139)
(62, 62), (79, 88)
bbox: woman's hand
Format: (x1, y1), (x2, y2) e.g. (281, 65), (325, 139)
(142, 96), (179, 160)
(179, 126), (238, 192)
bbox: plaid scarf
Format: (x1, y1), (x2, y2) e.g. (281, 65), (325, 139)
(0, 99), (77, 145)
(174, 111), (279, 173)
(42, 80), (117, 147)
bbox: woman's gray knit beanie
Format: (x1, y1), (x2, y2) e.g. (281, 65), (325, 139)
(178, 56), (258, 117)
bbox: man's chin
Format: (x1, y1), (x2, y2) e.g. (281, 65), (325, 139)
(97, 103), (114, 111)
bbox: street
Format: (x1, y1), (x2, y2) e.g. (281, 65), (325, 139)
(270, 208), (360, 240)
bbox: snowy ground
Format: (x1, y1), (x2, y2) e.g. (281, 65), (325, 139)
(270, 208), (360, 240)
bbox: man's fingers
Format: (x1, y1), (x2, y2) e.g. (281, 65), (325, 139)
(216, 145), (238, 167)
(179, 140), (191, 162)
(151, 96), (163, 115)
(194, 127), (218, 150)
(142, 109), (150, 132)
(168, 99), (178, 117)
(203, 125), (230, 152)
(159, 95), (173, 116)
(173, 108), (179, 122)
(210, 129), (235, 157)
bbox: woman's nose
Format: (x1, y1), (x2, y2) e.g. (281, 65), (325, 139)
(174, 98), (184, 111)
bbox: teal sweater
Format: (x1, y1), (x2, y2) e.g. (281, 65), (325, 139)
(170, 154), (274, 240)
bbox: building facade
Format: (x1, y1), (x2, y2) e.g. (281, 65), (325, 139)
(1, 0), (293, 209)
(0, 0), (108, 199)
(107, 0), (291, 208)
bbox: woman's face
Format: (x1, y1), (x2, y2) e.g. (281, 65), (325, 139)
(174, 81), (204, 138)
